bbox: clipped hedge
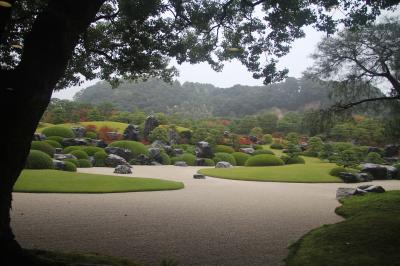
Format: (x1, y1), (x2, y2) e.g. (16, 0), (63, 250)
(286, 156), (305, 165)
(25, 150), (53, 169)
(44, 139), (62, 149)
(70, 150), (89, 160)
(214, 145), (235, 154)
(94, 151), (107, 167)
(329, 167), (349, 177)
(171, 153), (197, 166)
(232, 152), (251, 166)
(63, 146), (82, 154)
(85, 131), (97, 139)
(160, 152), (171, 165)
(252, 149), (274, 156)
(81, 146), (104, 156)
(31, 141), (55, 156)
(64, 158), (80, 167)
(46, 136), (64, 144)
(270, 143), (284, 150)
(77, 159), (92, 168)
(203, 158), (215, 166)
(42, 126), (74, 138)
(109, 141), (148, 158)
(213, 152), (237, 166)
(245, 154), (284, 167)
(63, 161), (77, 172)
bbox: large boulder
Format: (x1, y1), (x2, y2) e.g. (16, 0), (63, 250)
(54, 153), (77, 161)
(61, 138), (88, 147)
(173, 148), (184, 155)
(92, 139), (107, 148)
(215, 161), (232, 168)
(174, 161), (188, 167)
(383, 145), (399, 157)
(168, 129), (179, 145)
(114, 165), (132, 174)
(123, 124), (140, 141)
(143, 115), (159, 137)
(339, 172), (373, 183)
(336, 188), (357, 199)
(71, 126), (86, 138)
(104, 154), (128, 167)
(193, 174), (205, 179)
(361, 163), (398, 180)
(105, 146), (133, 161)
(195, 141), (214, 158)
(151, 140), (166, 149)
(358, 184), (386, 193)
(336, 185), (385, 199)
(240, 147), (255, 154)
(131, 154), (152, 165)
(33, 133), (46, 141)
(148, 148), (162, 163)
(52, 159), (65, 170)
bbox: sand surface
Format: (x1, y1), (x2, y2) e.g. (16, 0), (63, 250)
(11, 166), (400, 265)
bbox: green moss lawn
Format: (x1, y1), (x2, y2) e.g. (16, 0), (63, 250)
(199, 157), (341, 183)
(286, 191), (400, 266)
(36, 121), (129, 133)
(14, 170), (184, 193)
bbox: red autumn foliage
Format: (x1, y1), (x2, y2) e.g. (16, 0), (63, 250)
(239, 136), (251, 145)
(97, 126), (122, 144)
(85, 124), (97, 133)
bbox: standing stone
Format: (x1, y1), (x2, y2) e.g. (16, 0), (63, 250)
(195, 141), (214, 158)
(168, 129), (179, 145)
(71, 127), (86, 138)
(361, 163), (397, 180)
(123, 124), (140, 141)
(105, 147), (133, 161)
(144, 115), (159, 137)
(104, 154), (129, 167)
(148, 148), (162, 163)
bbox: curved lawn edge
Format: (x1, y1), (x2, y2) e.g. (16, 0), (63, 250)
(14, 169), (184, 193)
(198, 164), (342, 183)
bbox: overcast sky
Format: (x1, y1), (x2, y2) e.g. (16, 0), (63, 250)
(52, 26), (325, 100)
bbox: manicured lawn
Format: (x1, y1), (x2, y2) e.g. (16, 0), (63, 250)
(285, 191), (400, 266)
(199, 157), (341, 183)
(36, 121), (129, 133)
(14, 170), (184, 193)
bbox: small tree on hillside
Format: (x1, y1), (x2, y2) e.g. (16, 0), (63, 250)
(335, 149), (361, 168)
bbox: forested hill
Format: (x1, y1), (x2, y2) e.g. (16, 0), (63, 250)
(73, 77), (332, 117)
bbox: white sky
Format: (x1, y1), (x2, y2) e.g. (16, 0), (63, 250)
(51, 26), (325, 100)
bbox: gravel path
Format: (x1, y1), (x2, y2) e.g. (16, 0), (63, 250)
(11, 166), (400, 265)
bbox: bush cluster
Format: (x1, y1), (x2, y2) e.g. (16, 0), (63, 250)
(81, 146), (104, 156)
(329, 167), (348, 177)
(77, 159), (92, 168)
(70, 150), (89, 160)
(46, 136), (64, 144)
(232, 152), (251, 166)
(63, 146), (83, 154)
(63, 161), (77, 172)
(270, 143), (284, 150)
(252, 149), (274, 156)
(213, 152), (237, 166)
(160, 152), (171, 165)
(42, 126), (74, 138)
(245, 154), (284, 167)
(109, 141), (148, 158)
(171, 153), (197, 166)
(44, 139), (62, 149)
(214, 145), (235, 154)
(285, 156), (305, 165)
(203, 158), (215, 166)
(64, 158), (80, 167)
(25, 150), (53, 169)
(31, 141), (55, 156)
(85, 131), (97, 139)
(94, 151), (108, 167)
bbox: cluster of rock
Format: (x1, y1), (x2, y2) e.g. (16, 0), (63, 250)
(339, 163), (398, 183)
(336, 185), (386, 199)
(114, 165), (132, 174)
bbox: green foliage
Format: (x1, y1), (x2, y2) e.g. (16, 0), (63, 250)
(148, 126), (169, 143)
(232, 152), (251, 166)
(30, 141), (55, 156)
(46, 136), (64, 144)
(278, 112), (302, 134)
(64, 158), (80, 167)
(329, 167), (349, 177)
(245, 154), (284, 167)
(171, 153), (197, 166)
(44, 139), (62, 149)
(319, 143), (334, 160)
(301, 151), (319, 157)
(25, 150), (53, 169)
(85, 131), (97, 139)
(250, 127), (263, 138)
(262, 134), (273, 144)
(70, 150), (89, 160)
(109, 141), (148, 158)
(63, 161), (77, 172)
(286, 156), (305, 165)
(81, 146), (104, 156)
(366, 152), (384, 164)
(42, 126), (74, 138)
(270, 143), (284, 149)
(160, 152), (171, 165)
(307, 136), (324, 153)
(63, 146), (82, 154)
(335, 149), (361, 168)
(285, 132), (299, 144)
(77, 159), (92, 168)
(252, 149), (274, 155)
(213, 152), (237, 166)
(203, 158), (215, 166)
(214, 145), (235, 154)
(394, 163), (400, 179)
(94, 151), (108, 167)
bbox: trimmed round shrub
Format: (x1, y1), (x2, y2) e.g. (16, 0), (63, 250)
(94, 151), (107, 167)
(270, 143), (284, 149)
(329, 167), (348, 177)
(42, 126), (74, 138)
(301, 150), (319, 157)
(44, 139), (62, 149)
(63, 146), (82, 154)
(214, 145), (235, 153)
(85, 131), (97, 139)
(262, 134), (273, 144)
(46, 136), (64, 144)
(171, 153), (197, 166)
(31, 141), (55, 156)
(70, 150), (89, 160)
(81, 146), (104, 156)
(160, 152), (171, 165)
(232, 152), (251, 166)
(213, 152), (237, 166)
(109, 141), (148, 158)
(203, 158), (215, 166)
(64, 158), (80, 167)
(252, 149), (274, 156)
(63, 161), (77, 172)
(245, 154), (284, 167)
(253, 145), (264, 150)
(366, 152), (384, 164)
(25, 150), (53, 169)
(286, 156), (305, 165)
(77, 159), (92, 168)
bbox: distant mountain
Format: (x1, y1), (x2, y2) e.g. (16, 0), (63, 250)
(73, 77), (376, 117)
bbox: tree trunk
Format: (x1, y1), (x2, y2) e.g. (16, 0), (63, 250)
(0, 1), (105, 264)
